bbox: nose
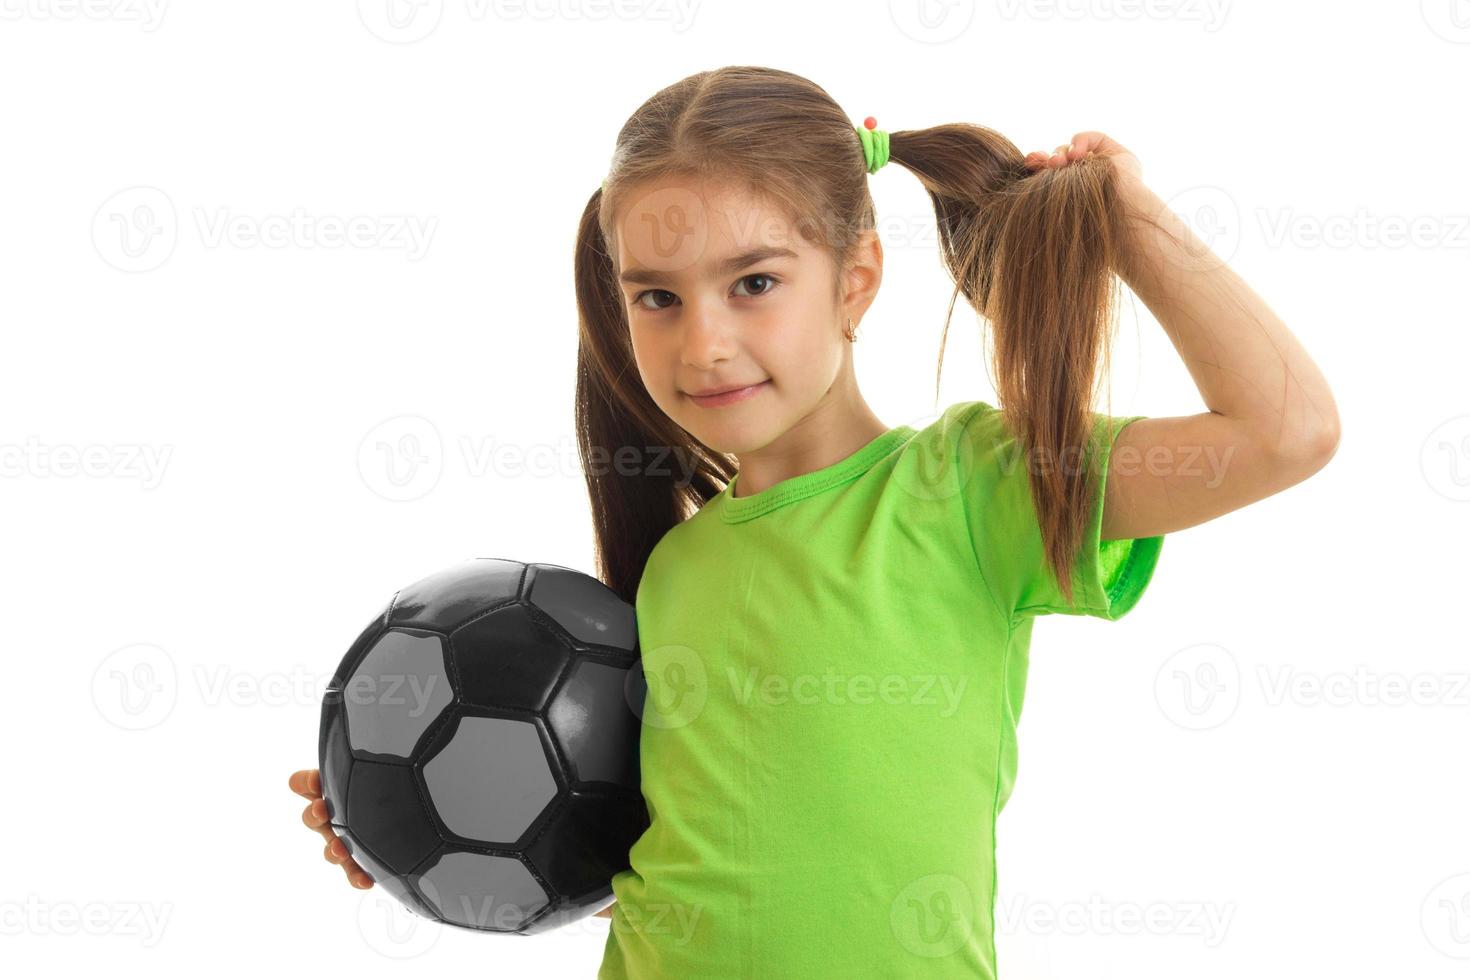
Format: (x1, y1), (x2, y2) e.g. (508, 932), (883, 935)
(679, 301), (737, 371)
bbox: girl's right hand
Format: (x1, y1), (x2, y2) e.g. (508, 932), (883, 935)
(290, 768), (375, 889)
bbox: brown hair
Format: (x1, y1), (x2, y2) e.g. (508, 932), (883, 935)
(574, 65), (1170, 606)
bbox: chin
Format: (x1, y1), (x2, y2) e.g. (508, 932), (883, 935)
(679, 413), (773, 456)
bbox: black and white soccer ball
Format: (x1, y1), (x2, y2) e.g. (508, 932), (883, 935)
(318, 558), (648, 934)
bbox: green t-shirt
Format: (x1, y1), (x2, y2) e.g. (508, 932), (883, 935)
(599, 400), (1164, 979)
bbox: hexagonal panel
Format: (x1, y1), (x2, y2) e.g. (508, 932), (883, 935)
(345, 761), (442, 875)
(547, 659), (641, 789)
(526, 564), (637, 651)
(422, 715), (558, 843)
(417, 850), (548, 931)
(449, 605), (570, 712)
(523, 789), (647, 905)
(388, 558), (523, 632)
(344, 629), (453, 759)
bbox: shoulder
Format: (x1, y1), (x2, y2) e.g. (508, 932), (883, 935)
(902, 400), (1020, 478)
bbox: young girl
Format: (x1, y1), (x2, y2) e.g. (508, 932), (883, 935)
(292, 65), (1339, 978)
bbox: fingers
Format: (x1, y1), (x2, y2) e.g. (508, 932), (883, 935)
(289, 768), (322, 799)
(1023, 150), (1051, 171)
(1024, 137), (1101, 172)
(324, 835), (376, 888)
(302, 797), (331, 831)
(310, 809), (376, 889)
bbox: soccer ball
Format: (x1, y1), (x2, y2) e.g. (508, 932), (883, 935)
(318, 558), (648, 934)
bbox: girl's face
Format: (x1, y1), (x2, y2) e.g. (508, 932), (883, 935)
(613, 175), (872, 454)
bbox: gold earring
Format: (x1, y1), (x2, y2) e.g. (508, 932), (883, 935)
(845, 317), (857, 342)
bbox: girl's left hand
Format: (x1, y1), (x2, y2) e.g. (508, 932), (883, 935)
(1024, 131), (1142, 184)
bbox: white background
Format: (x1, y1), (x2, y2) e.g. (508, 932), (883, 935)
(2, 1), (1466, 978)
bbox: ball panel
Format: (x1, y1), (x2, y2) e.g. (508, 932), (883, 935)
(523, 790), (647, 907)
(329, 605), (391, 691)
(516, 902), (599, 936)
(346, 761), (444, 876)
(417, 851), (548, 932)
(388, 558), (523, 632)
(547, 659), (642, 790)
(318, 694), (354, 824)
(335, 828), (441, 920)
(449, 605), (570, 713)
(343, 629), (453, 759)
(525, 564), (637, 651)
(421, 714), (559, 844)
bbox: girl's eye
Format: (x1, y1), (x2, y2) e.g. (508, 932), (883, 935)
(733, 273), (780, 298)
(632, 273), (782, 312)
(634, 289), (678, 312)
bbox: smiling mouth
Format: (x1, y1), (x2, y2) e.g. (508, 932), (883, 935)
(684, 380), (770, 406)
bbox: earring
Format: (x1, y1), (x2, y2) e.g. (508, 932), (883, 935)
(845, 317), (857, 343)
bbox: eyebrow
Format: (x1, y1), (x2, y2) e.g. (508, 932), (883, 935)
(617, 245), (800, 287)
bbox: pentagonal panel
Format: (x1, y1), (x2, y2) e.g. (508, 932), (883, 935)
(346, 761), (442, 875)
(335, 827), (441, 920)
(449, 605), (570, 712)
(344, 629), (453, 759)
(422, 715), (558, 843)
(388, 558), (523, 632)
(318, 694), (354, 824)
(417, 850), (547, 931)
(547, 659), (641, 789)
(526, 564), (637, 651)
(523, 789), (647, 906)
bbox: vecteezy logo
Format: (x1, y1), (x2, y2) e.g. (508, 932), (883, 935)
(357, 0), (444, 43)
(92, 186), (178, 273)
(1420, 414), (1470, 502)
(888, 0), (975, 43)
(1421, 872), (1470, 958)
(357, 885), (442, 958)
(357, 415), (444, 502)
(91, 643), (178, 730)
(1161, 185), (1241, 264)
(1154, 642), (1240, 731)
(890, 873), (974, 957)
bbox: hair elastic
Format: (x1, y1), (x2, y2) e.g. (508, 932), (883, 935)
(855, 116), (890, 174)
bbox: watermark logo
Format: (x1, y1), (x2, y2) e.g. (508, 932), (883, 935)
(1421, 414), (1470, 502)
(358, 415), (444, 502)
(0, 438), (172, 488)
(92, 186), (177, 273)
(996, 892), (1235, 946)
(889, 0), (975, 43)
(0, 0), (168, 30)
(357, 884), (442, 957)
(891, 872), (975, 957)
(1421, 0), (1470, 43)
(358, 0), (445, 43)
(1161, 184), (1241, 264)
(1422, 872), (1470, 958)
(0, 895), (172, 945)
(91, 643), (178, 731)
(92, 186), (436, 272)
(1154, 642), (1240, 731)
(632, 644), (708, 730)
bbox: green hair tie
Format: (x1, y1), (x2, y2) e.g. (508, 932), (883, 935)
(854, 120), (890, 174)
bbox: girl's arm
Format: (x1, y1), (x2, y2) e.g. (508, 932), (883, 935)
(1074, 141), (1341, 542)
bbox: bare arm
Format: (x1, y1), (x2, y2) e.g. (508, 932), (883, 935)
(1097, 166), (1341, 541)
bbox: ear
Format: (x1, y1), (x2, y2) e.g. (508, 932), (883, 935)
(839, 228), (883, 323)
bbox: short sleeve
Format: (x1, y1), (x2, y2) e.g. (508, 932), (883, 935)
(953, 400), (1163, 623)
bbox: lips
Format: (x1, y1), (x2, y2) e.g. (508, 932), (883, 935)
(686, 380), (764, 396)
(685, 380), (769, 407)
